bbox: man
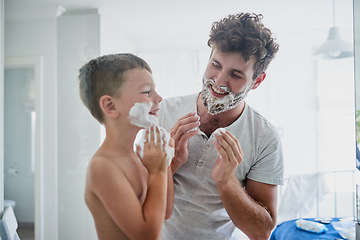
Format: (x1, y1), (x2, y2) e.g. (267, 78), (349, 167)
(158, 13), (284, 239)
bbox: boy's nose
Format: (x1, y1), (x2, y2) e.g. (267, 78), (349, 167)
(154, 91), (162, 103)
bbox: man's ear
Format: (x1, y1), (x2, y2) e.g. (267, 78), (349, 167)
(252, 72), (266, 90)
(99, 95), (120, 119)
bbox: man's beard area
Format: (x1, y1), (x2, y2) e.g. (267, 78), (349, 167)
(200, 77), (252, 115)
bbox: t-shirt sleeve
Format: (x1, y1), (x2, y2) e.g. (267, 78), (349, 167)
(247, 128), (284, 185)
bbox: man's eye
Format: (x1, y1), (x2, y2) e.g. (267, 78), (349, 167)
(212, 62), (221, 68)
(232, 73), (242, 79)
(142, 91), (151, 94)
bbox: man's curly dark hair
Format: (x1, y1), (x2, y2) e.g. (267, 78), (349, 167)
(208, 13), (279, 80)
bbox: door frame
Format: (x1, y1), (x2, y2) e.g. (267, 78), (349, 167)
(4, 56), (43, 239)
(0, 0), (4, 214)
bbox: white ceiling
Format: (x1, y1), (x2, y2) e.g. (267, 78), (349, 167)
(4, 0), (355, 52)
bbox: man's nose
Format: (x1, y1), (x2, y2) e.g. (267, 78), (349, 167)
(214, 70), (228, 87)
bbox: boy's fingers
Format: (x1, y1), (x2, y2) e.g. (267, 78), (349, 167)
(155, 126), (162, 147)
(135, 144), (142, 158)
(144, 128), (150, 147)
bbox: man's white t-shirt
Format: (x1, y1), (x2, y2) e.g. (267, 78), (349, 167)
(158, 93), (284, 240)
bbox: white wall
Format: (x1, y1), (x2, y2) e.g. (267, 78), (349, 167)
(356, 0), (360, 111)
(57, 9), (101, 240)
(99, 10), (137, 55)
(0, 0), (4, 213)
(4, 7), (59, 238)
(4, 67), (35, 223)
(247, 35), (320, 177)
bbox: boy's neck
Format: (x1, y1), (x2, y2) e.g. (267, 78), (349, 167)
(103, 122), (139, 154)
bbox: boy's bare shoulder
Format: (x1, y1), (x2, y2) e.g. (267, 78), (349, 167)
(86, 153), (130, 184)
(85, 154), (131, 203)
(88, 155), (118, 174)
(86, 151), (144, 186)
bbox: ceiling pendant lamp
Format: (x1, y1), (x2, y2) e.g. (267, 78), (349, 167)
(315, 0), (353, 59)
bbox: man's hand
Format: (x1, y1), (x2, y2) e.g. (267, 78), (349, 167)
(170, 112), (200, 173)
(212, 130), (243, 185)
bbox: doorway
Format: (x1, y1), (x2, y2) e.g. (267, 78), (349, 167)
(4, 66), (35, 238)
(4, 56), (42, 240)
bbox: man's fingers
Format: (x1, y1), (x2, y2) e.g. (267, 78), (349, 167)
(222, 131), (243, 163)
(214, 132), (240, 165)
(171, 114), (200, 143)
(214, 139), (226, 160)
(225, 131), (243, 158)
(177, 128), (199, 146)
(178, 112), (198, 121)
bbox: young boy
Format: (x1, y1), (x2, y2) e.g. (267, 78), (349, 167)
(78, 53), (171, 240)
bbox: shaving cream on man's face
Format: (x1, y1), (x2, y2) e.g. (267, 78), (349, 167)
(128, 102), (159, 128)
(200, 76), (253, 115)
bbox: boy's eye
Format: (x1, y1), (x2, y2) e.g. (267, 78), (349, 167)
(142, 90), (151, 94)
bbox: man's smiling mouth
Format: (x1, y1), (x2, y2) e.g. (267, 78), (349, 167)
(210, 85), (229, 96)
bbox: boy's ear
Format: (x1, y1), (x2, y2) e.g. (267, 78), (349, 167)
(99, 95), (120, 119)
(252, 72), (266, 90)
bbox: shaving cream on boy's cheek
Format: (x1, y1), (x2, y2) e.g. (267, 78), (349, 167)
(201, 76), (252, 115)
(128, 102), (159, 128)
(129, 102), (174, 166)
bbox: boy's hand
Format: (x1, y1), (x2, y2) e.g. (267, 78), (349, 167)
(141, 126), (167, 174)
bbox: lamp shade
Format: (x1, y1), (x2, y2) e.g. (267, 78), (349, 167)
(315, 26), (353, 59)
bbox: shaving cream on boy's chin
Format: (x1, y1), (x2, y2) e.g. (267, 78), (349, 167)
(128, 102), (174, 166)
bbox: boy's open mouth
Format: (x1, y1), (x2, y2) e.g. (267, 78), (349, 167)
(149, 109), (159, 116)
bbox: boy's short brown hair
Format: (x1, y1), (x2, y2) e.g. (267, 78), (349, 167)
(78, 53), (151, 123)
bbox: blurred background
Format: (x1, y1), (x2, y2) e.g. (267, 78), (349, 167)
(1, 0), (358, 239)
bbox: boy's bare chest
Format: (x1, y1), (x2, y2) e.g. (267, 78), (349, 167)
(123, 160), (148, 204)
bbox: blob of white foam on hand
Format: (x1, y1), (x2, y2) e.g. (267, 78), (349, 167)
(214, 127), (226, 135)
(137, 126), (174, 166)
(129, 102), (174, 166)
(213, 128), (227, 159)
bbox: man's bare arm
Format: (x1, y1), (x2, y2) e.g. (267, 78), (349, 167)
(213, 130), (278, 239)
(217, 178), (277, 240)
